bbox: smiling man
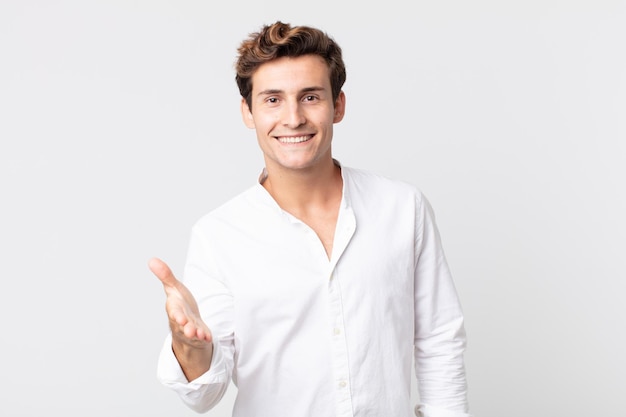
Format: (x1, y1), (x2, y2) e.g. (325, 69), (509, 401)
(150, 21), (472, 417)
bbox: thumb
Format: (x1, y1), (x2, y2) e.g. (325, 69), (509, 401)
(148, 257), (179, 289)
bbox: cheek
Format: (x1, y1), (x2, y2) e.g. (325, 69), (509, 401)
(255, 113), (278, 129)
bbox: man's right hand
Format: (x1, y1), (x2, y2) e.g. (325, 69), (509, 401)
(149, 257), (213, 381)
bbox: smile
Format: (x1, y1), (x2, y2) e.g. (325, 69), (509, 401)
(276, 135), (313, 144)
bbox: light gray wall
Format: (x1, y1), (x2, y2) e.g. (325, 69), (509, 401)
(1, 1), (624, 416)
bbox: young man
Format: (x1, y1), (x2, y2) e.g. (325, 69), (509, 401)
(150, 21), (472, 417)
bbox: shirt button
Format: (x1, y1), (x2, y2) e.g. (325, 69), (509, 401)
(338, 380), (347, 388)
(333, 327), (341, 335)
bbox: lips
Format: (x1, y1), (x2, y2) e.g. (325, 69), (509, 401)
(276, 135), (313, 144)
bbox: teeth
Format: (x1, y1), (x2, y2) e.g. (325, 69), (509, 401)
(278, 135), (310, 143)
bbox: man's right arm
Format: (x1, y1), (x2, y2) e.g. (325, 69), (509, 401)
(150, 256), (233, 412)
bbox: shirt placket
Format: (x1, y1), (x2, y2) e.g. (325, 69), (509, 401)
(328, 206), (356, 417)
(328, 272), (353, 417)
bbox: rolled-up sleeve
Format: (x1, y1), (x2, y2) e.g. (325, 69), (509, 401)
(156, 332), (231, 413)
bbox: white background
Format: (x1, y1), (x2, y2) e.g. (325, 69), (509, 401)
(1, 1), (624, 416)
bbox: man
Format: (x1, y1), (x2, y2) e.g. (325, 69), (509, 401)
(150, 21), (472, 417)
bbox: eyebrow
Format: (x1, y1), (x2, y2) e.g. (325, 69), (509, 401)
(256, 86), (326, 97)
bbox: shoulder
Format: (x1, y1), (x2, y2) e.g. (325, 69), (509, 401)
(342, 165), (426, 203)
(191, 184), (268, 232)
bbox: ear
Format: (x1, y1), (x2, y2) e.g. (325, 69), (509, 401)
(240, 98), (255, 129)
(333, 91), (346, 123)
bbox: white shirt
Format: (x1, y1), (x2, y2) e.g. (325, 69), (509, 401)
(157, 165), (472, 417)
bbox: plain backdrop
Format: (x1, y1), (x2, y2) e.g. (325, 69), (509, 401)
(1, 1), (624, 416)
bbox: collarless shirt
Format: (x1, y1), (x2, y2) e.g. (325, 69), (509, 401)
(157, 165), (472, 417)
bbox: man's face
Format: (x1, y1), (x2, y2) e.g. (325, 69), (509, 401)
(241, 54), (345, 174)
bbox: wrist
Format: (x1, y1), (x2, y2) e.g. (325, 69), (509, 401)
(171, 338), (214, 381)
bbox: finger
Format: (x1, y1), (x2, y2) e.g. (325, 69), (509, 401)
(148, 257), (178, 288)
(169, 306), (189, 327)
(163, 293), (193, 327)
(196, 327), (213, 343)
(183, 321), (197, 339)
(182, 321), (213, 343)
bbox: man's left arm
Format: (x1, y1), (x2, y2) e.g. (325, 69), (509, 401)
(413, 194), (472, 417)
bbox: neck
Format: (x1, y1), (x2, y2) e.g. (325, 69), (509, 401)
(261, 159), (343, 214)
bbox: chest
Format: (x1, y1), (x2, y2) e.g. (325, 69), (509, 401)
(298, 211), (338, 259)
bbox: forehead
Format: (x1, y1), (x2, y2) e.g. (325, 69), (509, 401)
(251, 55), (332, 94)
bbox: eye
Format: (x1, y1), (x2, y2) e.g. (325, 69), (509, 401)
(303, 95), (318, 102)
(267, 97), (279, 104)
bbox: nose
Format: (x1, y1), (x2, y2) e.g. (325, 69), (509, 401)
(281, 100), (306, 128)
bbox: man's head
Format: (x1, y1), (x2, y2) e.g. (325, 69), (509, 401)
(235, 21), (346, 112)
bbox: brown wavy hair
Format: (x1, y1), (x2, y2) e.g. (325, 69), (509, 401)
(235, 21), (346, 110)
